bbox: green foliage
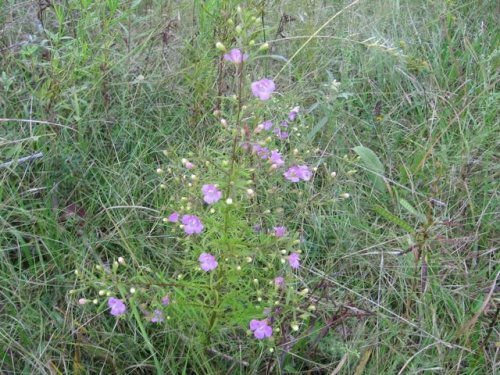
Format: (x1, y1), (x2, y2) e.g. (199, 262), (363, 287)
(1, 0), (498, 374)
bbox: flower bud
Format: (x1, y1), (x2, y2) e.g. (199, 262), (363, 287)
(130, 287), (136, 294)
(249, 40), (255, 46)
(156, 168), (164, 174)
(291, 323), (299, 331)
(235, 25), (242, 35)
(340, 193), (350, 199)
(78, 298), (88, 305)
(215, 42), (226, 52)
(162, 150), (168, 156)
(330, 171), (337, 178)
(118, 257), (125, 265)
(220, 118), (228, 128)
(227, 18), (234, 26)
(226, 198), (233, 205)
(259, 42), (270, 51)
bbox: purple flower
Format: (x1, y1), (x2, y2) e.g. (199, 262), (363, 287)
(270, 150), (284, 167)
(288, 106), (300, 121)
(253, 224), (262, 233)
(297, 165), (313, 181)
(182, 159), (195, 169)
(150, 309), (164, 323)
(181, 214), (204, 235)
(284, 165), (312, 182)
(223, 48), (249, 64)
(284, 166), (301, 182)
(168, 212), (179, 223)
(288, 252), (300, 269)
(263, 120), (273, 130)
(251, 79), (276, 101)
(202, 184), (222, 204)
(253, 144), (269, 159)
(161, 295), (170, 306)
(280, 120), (289, 128)
(249, 319), (273, 339)
(274, 226), (286, 237)
(108, 297), (126, 317)
(199, 253), (218, 271)
(273, 127), (289, 139)
(274, 276), (285, 288)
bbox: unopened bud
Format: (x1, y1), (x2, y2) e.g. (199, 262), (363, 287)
(215, 42), (226, 51)
(259, 42), (270, 51)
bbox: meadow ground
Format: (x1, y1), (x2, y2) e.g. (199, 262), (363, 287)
(0, 0), (498, 374)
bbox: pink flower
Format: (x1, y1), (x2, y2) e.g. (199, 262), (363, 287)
(262, 120), (273, 130)
(273, 127), (289, 139)
(288, 252), (300, 269)
(270, 150), (284, 167)
(161, 295), (170, 306)
(199, 253), (218, 271)
(297, 165), (312, 181)
(202, 184), (222, 204)
(253, 144), (269, 159)
(181, 214), (204, 235)
(274, 226), (286, 237)
(288, 106), (300, 121)
(251, 79), (276, 101)
(284, 165), (312, 182)
(274, 276), (285, 288)
(283, 166), (301, 182)
(168, 212), (179, 222)
(150, 309), (164, 323)
(223, 48), (249, 64)
(108, 297), (126, 316)
(182, 159), (195, 169)
(249, 319), (273, 339)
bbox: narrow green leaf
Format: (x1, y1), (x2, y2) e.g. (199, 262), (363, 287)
(307, 116), (328, 141)
(373, 205), (414, 233)
(399, 198), (427, 223)
(353, 145), (387, 192)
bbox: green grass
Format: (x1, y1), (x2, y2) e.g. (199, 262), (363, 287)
(1, 0), (498, 373)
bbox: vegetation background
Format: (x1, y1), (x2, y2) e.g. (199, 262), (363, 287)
(0, 0), (498, 373)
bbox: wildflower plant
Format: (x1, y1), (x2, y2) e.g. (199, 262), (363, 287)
(74, 6), (351, 368)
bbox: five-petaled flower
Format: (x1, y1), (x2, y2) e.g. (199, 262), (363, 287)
(150, 309), (164, 323)
(288, 252), (300, 269)
(199, 253), (218, 271)
(202, 184), (222, 204)
(249, 319), (273, 339)
(108, 297), (126, 317)
(253, 144), (269, 159)
(223, 48), (249, 64)
(288, 106), (300, 121)
(182, 214), (204, 235)
(284, 165), (312, 182)
(168, 212), (179, 223)
(274, 276), (285, 288)
(161, 295), (170, 306)
(274, 226), (287, 237)
(270, 150), (285, 167)
(251, 79), (276, 101)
